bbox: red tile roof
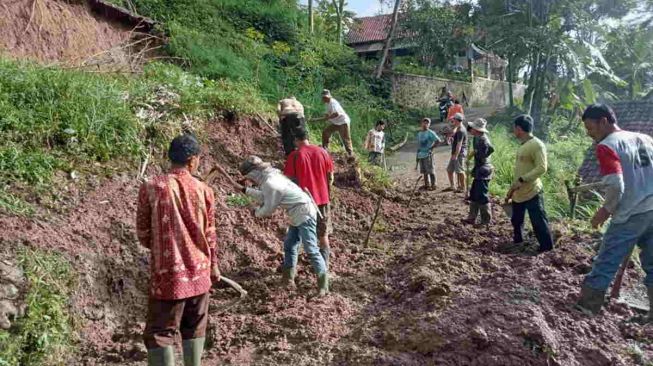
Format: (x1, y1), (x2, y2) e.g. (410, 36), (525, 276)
(346, 14), (394, 45)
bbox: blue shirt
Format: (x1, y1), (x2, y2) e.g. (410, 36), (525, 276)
(417, 129), (441, 159)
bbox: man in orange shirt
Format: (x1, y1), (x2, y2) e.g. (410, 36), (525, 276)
(447, 99), (464, 121)
(137, 134), (220, 366)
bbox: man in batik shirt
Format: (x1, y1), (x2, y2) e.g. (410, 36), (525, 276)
(137, 134), (220, 366)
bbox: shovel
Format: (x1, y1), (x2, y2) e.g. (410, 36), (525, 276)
(501, 188), (515, 219)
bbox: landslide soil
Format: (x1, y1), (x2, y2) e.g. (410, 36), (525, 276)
(2, 111), (653, 365)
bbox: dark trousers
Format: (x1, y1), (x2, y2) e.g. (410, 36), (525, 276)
(511, 193), (554, 251)
(143, 292), (210, 349)
(469, 179), (489, 204)
(280, 113), (305, 156)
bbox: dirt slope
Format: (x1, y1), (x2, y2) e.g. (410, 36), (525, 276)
(0, 0), (141, 68)
(2, 108), (653, 365)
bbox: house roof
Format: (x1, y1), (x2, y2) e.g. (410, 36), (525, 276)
(578, 99), (653, 183)
(346, 14), (395, 45)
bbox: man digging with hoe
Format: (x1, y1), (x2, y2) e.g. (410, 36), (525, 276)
(217, 156), (329, 296)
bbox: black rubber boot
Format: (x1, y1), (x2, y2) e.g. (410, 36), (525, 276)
(463, 202), (479, 225)
(575, 284), (606, 316)
(479, 203), (492, 225)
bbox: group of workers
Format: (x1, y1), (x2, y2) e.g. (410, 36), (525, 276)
(135, 90), (653, 365)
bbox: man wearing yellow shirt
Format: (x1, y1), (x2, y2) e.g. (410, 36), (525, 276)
(506, 115), (554, 253)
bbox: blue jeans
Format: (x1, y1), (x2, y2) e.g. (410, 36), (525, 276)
(584, 209), (653, 290)
(283, 218), (327, 276)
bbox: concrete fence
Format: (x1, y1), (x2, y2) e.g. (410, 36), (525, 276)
(391, 72), (526, 109)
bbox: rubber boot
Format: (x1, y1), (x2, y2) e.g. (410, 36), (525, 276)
(479, 203), (492, 225)
(182, 338), (205, 366)
(575, 284), (606, 316)
(463, 202), (479, 225)
(320, 246), (331, 272)
(317, 273), (329, 297)
(147, 346), (175, 366)
(281, 267), (296, 289)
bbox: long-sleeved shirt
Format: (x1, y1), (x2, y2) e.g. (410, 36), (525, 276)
(136, 168), (217, 300)
(512, 135), (547, 203)
(245, 168), (316, 227)
(472, 134), (494, 180)
(596, 130), (653, 223)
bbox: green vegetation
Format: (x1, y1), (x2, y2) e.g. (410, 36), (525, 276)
(0, 248), (77, 366)
(226, 193), (254, 207)
(393, 56), (471, 82)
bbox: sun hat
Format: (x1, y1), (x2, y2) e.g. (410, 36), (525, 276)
(468, 118), (489, 133)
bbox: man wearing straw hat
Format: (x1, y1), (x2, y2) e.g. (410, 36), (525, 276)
(463, 118), (494, 225)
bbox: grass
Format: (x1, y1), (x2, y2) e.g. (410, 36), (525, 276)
(226, 193), (254, 207)
(0, 248), (77, 366)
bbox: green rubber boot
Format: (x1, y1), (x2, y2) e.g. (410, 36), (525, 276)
(147, 346), (175, 366)
(575, 284), (606, 316)
(320, 246), (331, 272)
(182, 337), (205, 366)
(281, 267), (296, 289)
(317, 273), (329, 297)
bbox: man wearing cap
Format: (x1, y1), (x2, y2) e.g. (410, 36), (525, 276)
(506, 114), (554, 253)
(137, 134), (220, 366)
(222, 156), (329, 296)
(463, 118), (494, 225)
(312, 89), (354, 157)
(277, 96), (305, 156)
(444, 113), (468, 194)
(284, 127), (335, 270)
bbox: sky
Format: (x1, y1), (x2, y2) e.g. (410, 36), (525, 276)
(298, 0), (392, 17)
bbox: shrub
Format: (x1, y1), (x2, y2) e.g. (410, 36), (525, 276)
(0, 248), (77, 365)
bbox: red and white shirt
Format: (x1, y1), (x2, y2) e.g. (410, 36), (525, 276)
(596, 130), (653, 223)
(136, 169), (217, 300)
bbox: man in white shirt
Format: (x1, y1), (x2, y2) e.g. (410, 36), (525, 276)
(364, 120), (386, 166)
(313, 89), (353, 157)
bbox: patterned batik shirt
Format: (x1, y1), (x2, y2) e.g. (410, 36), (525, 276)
(136, 168), (217, 300)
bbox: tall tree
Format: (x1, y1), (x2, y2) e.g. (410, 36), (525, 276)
(375, 0), (402, 78)
(331, 0), (346, 44)
(309, 0), (314, 34)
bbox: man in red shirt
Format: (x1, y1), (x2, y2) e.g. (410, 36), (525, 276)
(137, 134), (220, 366)
(284, 127), (335, 270)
